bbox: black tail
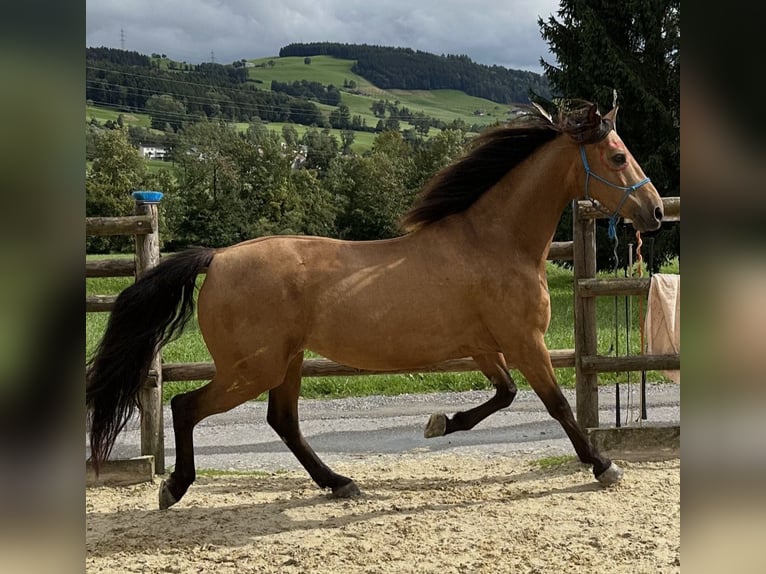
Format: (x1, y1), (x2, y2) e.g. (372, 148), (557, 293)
(86, 247), (215, 472)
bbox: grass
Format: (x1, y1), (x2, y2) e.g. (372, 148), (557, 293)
(196, 468), (276, 478)
(86, 253), (678, 403)
(535, 455), (578, 469)
(86, 104), (152, 128)
(145, 159), (173, 174)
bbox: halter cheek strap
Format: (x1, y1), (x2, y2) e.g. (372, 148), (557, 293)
(579, 146), (651, 239)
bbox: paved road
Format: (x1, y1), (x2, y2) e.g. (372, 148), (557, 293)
(103, 382), (680, 473)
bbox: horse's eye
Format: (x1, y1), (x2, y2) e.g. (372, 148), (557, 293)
(613, 153), (627, 166)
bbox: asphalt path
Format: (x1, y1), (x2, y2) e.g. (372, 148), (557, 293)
(102, 382), (680, 473)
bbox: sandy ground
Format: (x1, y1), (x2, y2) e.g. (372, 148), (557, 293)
(86, 453), (679, 573)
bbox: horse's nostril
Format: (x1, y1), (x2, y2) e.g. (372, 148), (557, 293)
(654, 206), (664, 222)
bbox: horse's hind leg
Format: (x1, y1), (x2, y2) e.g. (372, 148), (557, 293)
(267, 352), (361, 498)
(159, 371), (272, 510)
(425, 353), (517, 438)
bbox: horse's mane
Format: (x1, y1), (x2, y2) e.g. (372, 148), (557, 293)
(400, 99), (613, 232)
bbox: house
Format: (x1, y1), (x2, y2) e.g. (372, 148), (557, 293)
(138, 145), (167, 160)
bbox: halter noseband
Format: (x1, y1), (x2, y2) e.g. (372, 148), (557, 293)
(579, 145), (651, 239)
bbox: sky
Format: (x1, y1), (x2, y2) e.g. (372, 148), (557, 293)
(86, 0), (561, 74)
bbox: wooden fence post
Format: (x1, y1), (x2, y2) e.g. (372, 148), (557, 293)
(573, 201), (599, 429)
(132, 191), (164, 474)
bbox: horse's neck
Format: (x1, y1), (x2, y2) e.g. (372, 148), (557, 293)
(463, 143), (578, 263)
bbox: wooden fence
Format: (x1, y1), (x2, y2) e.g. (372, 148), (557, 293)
(86, 195), (680, 475)
(86, 194), (165, 473)
(573, 197), (681, 428)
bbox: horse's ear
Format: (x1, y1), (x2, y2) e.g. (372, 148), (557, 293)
(587, 103), (601, 127)
(604, 106), (619, 125)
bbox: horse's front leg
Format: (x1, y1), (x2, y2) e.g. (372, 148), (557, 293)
(424, 352), (517, 437)
(514, 335), (623, 486)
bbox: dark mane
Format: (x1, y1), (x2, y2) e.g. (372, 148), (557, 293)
(400, 100), (611, 231)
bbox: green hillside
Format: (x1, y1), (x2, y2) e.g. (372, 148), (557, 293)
(247, 55), (512, 130)
(248, 56), (384, 95)
(86, 104), (151, 128)
(86, 50), (522, 156)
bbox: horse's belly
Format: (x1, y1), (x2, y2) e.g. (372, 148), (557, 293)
(305, 304), (493, 371)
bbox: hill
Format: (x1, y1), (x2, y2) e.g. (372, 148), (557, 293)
(280, 42), (551, 103)
(85, 45), (550, 152)
(245, 55), (513, 132)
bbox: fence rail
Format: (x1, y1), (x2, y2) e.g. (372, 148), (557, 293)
(86, 258), (136, 277)
(576, 196), (680, 222)
(158, 350), (578, 383)
(86, 214), (155, 236)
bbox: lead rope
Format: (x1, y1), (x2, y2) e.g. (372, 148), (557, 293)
(625, 231), (645, 426)
(625, 241), (634, 427)
(612, 228), (621, 427)
(636, 231), (647, 423)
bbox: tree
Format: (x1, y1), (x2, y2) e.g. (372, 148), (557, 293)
(414, 129), (469, 189)
(384, 117), (401, 132)
(411, 114), (431, 137)
(539, 0), (680, 270)
(146, 94), (187, 131)
(304, 57), (312, 65)
(370, 100), (387, 118)
(301, 128), (339, 173)
(164, 120), (247, 248)
(290, 169), (341, 237)
(340, 129), (355, 154)
(86, 127), (150, 252)
(329, 104), (352, 129)
(281, 124), (300, 148)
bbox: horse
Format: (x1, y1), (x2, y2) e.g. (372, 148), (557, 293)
(86, 101), (664, 510)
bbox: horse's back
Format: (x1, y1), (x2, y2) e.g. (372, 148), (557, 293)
(197, 233), (494, 371)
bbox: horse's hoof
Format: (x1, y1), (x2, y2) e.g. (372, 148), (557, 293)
(596, 462), (624, 486)
(158, 480), (179, 510)
(424, 413), (447, 438)
(329, 480), (361, 499)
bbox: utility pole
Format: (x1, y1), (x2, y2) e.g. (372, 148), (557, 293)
(120, 27), (126, 50)
(210, 50), (216, 63)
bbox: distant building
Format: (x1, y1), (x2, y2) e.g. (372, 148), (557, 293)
(138, 145), (167, 160)
(290, 145), (309, 170)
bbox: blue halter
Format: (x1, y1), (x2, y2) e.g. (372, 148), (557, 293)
(579, 145), (651, 239)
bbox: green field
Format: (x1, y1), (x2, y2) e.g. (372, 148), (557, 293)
(86, 254), (678, 403)
(247, 55), (510, 130)
(86, 104), (152, 128)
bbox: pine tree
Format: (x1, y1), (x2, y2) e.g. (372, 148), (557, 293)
(539, 0), (679, 270)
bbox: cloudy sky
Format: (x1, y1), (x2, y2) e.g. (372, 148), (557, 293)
(86, 0), (561, 73)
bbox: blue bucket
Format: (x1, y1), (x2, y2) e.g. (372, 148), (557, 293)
(132, 190), (164, 203)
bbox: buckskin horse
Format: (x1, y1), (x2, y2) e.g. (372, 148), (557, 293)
(86, 101), (664, 509)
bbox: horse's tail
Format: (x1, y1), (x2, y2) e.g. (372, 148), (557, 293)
(86, 247), (216, 473)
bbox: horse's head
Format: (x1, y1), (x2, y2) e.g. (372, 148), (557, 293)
(566, 104), (664, 233)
